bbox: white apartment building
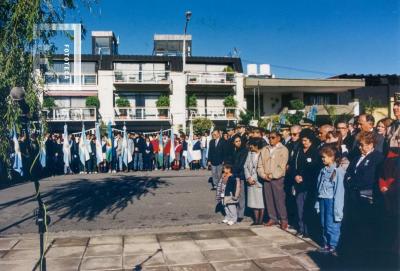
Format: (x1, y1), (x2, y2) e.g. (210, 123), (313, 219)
(41, 31), (365, 132)
(42, 31), (245, 132)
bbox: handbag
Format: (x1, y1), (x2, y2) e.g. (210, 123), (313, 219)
(223, 193), (239, 205)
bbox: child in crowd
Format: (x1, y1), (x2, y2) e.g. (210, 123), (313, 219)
(221, 164), (241, 226)
(315, 146), (345, 256)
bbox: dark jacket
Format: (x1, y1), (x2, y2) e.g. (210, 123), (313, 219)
(193, 140), (201, 151)
(350, 130), (384, 159)
(345, 150), (384, 194)
(293, 145), (321, 193)
(135, 137), (146, 153)
(224, 175), (238, 197)
(144, 142), (153, 156)
(232, 146), (248, 180)
(208, 138), (226, 166)
(224, 137), (235, 164)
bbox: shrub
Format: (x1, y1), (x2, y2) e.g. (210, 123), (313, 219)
(156, 95), (170, 107)
(85, 96), (100, 109)
(42, 97), (56, 108)
(186, 94), (197, 108)
(192, 117), (213, 135)
(223, 95), (238, 107)
(239, 110), (253, 125)
(115, 97), (130, 107)
(289, 99), (305, 110)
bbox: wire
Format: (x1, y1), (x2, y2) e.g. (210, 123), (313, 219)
(241, 58), (336, 77)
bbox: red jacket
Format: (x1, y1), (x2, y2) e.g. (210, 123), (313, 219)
(151, 139), (159, 153)
(163, 140), (171, 155)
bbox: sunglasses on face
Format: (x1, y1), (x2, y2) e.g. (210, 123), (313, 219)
(291, 133), (299, 136)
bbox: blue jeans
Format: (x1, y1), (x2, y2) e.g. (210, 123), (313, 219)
(319, 198), (341, 249)
(134, 153), (143, 171)
(201, 148), (208, 168)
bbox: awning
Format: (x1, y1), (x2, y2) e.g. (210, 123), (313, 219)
(244, 77), (365, 93)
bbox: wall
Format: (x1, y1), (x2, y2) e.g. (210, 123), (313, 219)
(97, 70), (115, 123)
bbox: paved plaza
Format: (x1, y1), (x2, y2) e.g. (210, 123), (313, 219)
(0, 224), (329, 271)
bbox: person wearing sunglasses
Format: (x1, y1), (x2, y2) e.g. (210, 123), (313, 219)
(257, 131), (289, 229)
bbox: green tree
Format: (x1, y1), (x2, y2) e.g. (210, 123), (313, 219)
(192, 117), (213, 135)
(42, 97), (56, 108)
(0, 1), (94, 178)
(239, 110), (253, 125)
(115, 97), (130, 107)
(186, 94), (197, 108)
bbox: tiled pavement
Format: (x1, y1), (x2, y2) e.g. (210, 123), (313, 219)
(0, 225), (325, 271)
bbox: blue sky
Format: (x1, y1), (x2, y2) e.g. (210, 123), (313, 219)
(60, 0), (399, 78)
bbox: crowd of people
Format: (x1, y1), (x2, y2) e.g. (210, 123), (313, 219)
(210, 102), (399, 257)
(7, 102), (400, 257)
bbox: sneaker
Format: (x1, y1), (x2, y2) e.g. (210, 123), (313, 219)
(317, 246), (330, 254)
(329, 248), (338, 257)
(227, 221), (235, 226)
(222, 219), (229, 224)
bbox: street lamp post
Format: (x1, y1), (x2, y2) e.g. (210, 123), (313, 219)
(10, 87), (50, 271)
(182, 11), (192, 73)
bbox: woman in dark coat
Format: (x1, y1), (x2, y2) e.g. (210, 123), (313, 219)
(143, 137), (154, 171)
(293, 129), (321, 237)
(232, 134), (249, 221)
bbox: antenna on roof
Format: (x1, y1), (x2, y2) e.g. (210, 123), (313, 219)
(232, 47), (240, 58)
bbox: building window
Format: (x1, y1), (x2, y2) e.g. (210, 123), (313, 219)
(303, 93), (337, 105)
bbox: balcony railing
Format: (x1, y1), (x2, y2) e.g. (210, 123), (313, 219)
(43, 107), (97, 122)
(44, 73), (97, 85)
(113, 71), (170, 84)
(187, 107), (239, 120)
(187, 72), (236, 85)
(114, 107), (171, 121)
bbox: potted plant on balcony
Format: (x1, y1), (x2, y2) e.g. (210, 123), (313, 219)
(156, 95), (170, 119)
(223, 95), (238, 119)
(223, 66), (235, 82)
(115, 97), (130, 119)
(85, 96), (100, 119)
(186, 94), (198, 117)
(43, 97), (56, 109)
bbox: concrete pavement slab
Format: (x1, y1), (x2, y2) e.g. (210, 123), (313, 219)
(52, 237), (89, 247)
(164, 250), (207, 265)
(0, 238), (19, 250)
(223, 229), (257, 238)
(253, 256), (306, 270)
(84, 244), (123, 257)
(280, 243), (317, 255)
(2, 248), (39, 260)
(46, 245), (86, 259)
(168, 263), (216, 271)
(291, 253), (321, 270)
(211, 260), (262, 271)
(191, 230), (225, 240)
(89, 235), (123, 246)
(0, 259), (38, 271)
(241, 245), (287, 259)
(123, 252), (166, 268)
(80, 256), (122, 270)
(0, 249), (8, 257)
(42, 257), (82, 271)
(157, 232), (193, 242)
(160, 240), (201, 253)
(228, 236), (270, 248)
(202, 248), (247, 262)
(13, 238), (52, 249)
(124, 242), (161, 255)
(124, 234), (158, 244)
(195, 238), (233, 251)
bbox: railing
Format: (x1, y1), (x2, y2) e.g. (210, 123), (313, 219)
(187, 107), (239, 120)
(44, 73), (97, 85)
(43, 107), (97, 122)
(187, 72), (236, 85)
(113, 71), (170, 84)
(114, 107), (171, 121)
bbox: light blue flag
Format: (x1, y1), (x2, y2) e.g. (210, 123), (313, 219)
(39, 126), (46, 168)
(187, 121), (194, 163)
(307, 105), (318, 122)
(95, 123), (103, 165)
(79, 124), (86, 166)
(158, 129), (163, 167)
(122, 125), (128, 167)
(12, 126), (23, 176)
(169, 127), (175, 163)
(63, 124), (71, 169)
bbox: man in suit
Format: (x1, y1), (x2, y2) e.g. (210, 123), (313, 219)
(208, 129), (226, 190)
(350, 114), (384, 158)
